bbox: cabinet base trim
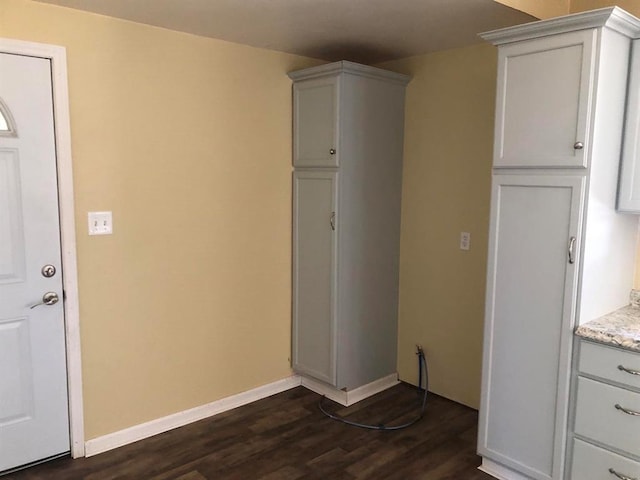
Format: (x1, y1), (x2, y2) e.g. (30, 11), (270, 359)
(300, 373), (399, 406)
(479, 458), (534, 480)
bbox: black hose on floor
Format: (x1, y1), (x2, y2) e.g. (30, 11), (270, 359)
(318, 346), (428, 430)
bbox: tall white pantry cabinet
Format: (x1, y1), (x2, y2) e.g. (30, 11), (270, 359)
(478, 8), (640, 480)
(288, 62), (409, 393)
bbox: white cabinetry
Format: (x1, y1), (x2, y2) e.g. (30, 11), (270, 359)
(479, 8), (640, 480)
(619, 40), (640, 212)
(481, 175), (584, 479)
(293, 77), (339, 168)
(289, 62), (409, 393)
(569, 341), (640, 480)
(493, 30), (594, 169)
(292, 170), (338, 385)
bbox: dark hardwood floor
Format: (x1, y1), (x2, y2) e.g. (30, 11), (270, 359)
(5, 384), (494, 479)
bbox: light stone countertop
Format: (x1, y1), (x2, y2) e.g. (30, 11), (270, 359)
(575, 293), (640, 353)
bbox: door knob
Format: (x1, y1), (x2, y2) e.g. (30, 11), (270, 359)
(30, 292), (60, 309)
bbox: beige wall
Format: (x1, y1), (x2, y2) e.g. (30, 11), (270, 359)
(495, 0), (569, 19)
(570, 0), (640, 16)
(3, 0), (638, 443)
(0, 0), (320, 439)
(380, 44), (497, 409)
(574, 0), (640, 14)
(497, 0), (640, 19)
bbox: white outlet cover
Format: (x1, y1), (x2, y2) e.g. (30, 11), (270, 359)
(460, 231), (471, 251)
(88, 211), (113, 235)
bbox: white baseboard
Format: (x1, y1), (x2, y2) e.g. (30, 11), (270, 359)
(301, 373), (399, 406)
(84, 375), (302, 457)
(478, 458), (532, 480)
(84, 372), (400, 457)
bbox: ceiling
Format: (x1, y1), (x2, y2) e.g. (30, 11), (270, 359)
(34, 0), (536, 64)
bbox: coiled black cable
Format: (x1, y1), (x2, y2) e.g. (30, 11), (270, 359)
(318, 346), (428, 430)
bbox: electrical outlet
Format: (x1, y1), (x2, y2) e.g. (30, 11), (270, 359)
(88, 211), (113, 235)
(460, 231), (471, 250)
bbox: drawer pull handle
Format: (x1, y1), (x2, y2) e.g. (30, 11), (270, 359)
(609, 468), (637, 480)
(618, 365), (640, 376)
(615, 404), (640, 416)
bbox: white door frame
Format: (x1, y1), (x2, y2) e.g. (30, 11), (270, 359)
(0, 38), (85, 458)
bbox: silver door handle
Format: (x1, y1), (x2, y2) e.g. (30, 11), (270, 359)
(609, 468), (637, 480)
(574, 141), (584, 150)
(618, 365), (640, 376)
(615, 404), (640, 417)
(330, 212), (336, 231)
(568, 236), (576, 264)
(30, 292), (59, 309)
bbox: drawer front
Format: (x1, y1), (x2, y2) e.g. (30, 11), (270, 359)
(575, 377), (640, 457)
(571, 439), (640, 480)
(579, 341), (640, 390)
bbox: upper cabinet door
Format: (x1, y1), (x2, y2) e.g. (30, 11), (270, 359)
(618, 40), (640, 213)
(293, 77), (339, 168)
(494, 30), (596, 168)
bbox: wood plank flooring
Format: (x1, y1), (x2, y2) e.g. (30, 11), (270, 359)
(5, 384), (494, 479)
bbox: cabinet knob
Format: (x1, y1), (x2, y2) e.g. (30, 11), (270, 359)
(329, 149), (336, 155)
(573, 142), (584, 150)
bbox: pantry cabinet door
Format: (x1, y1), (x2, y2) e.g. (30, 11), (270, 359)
(292, 170), (338, 385)
(478, 174), (585, 480)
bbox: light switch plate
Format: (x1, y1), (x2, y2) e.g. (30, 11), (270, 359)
(88, 211), (113, 235)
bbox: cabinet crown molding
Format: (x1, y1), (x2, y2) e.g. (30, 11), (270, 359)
(288, 60), (410, 85)
(480, 7), (640, 45)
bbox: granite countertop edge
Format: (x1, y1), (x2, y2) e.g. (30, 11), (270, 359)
(575, 295), (640, 353)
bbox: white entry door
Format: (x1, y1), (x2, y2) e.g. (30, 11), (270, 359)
(0, 52), (70, 472)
